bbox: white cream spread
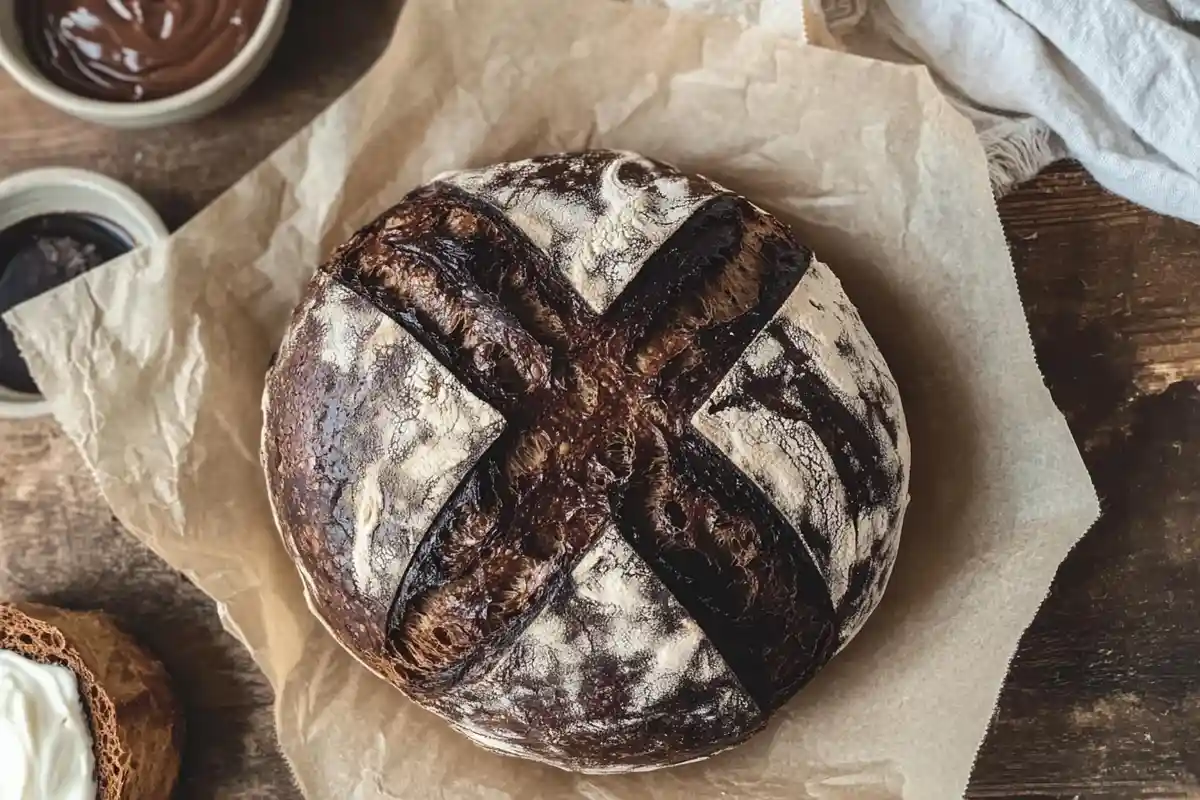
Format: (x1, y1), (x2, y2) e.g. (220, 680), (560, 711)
(0, 649), (96, 800)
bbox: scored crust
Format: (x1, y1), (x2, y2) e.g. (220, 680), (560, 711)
(262, 150), (910, 772)
(0, 603), (182, 800)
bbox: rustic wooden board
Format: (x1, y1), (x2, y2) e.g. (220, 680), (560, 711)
(1, 3), (1198, 798)
(969, 165), (1200, 800)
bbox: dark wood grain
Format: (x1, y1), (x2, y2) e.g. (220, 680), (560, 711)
(0, 3), (1198, 796)
(967, 163), (1200, 800)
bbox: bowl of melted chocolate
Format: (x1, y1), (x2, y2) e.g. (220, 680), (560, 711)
(0, 168), (166, 418)
(0, 0), (290, 128)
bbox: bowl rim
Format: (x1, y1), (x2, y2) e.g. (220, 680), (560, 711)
(0, 167), (168, 420)
(0, 167), (169, 240)
(0, 0), (290, 121)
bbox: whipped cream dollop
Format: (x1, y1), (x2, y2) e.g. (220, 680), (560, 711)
(0, 649), (96, 800)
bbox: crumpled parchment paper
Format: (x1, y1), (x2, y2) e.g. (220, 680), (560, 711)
(6, 0), (1098, 796)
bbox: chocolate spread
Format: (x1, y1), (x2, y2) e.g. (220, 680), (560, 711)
(20, 0), (268, 102)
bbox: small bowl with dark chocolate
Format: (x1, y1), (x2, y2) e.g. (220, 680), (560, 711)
(0, 0), (290, 128)
(0, 167), (166, 418)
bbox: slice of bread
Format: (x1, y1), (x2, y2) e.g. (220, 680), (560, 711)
(0, 603), (181, 799)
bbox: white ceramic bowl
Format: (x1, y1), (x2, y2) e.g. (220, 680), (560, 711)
(0, 0), (291, 129)
(0, 168), (167, 419)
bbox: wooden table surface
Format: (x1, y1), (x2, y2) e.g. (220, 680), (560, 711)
(2, 4), (1199, 799)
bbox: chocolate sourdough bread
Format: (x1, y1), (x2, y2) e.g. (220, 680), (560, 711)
(262, 150), (911, 772)
(0, 603), (181, 798)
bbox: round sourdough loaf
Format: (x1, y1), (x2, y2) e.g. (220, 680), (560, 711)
(0, 603), (181, 798)
(262, 150), (911, 772)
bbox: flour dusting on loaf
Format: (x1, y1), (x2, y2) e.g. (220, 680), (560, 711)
(439, 151), (724, 312)
(262, 273), (504, 663)
(693, 259), (910, 646)
(262, 150), (910, 773)
(437, 528), (761, 771)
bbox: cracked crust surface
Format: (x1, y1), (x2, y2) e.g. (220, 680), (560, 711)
(262, 150), (910, 772)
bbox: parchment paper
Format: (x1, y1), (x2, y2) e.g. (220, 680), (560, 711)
(634, 0), (808, 36)
(5, 0), (1099, 796)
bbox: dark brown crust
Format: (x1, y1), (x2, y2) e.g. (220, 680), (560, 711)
(0, 603), (182, 800)
(432, 530), (767, 771)
(262, 150), (909, 771)
(261, 271), (506, 675)
(320, 183), (835, 710)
